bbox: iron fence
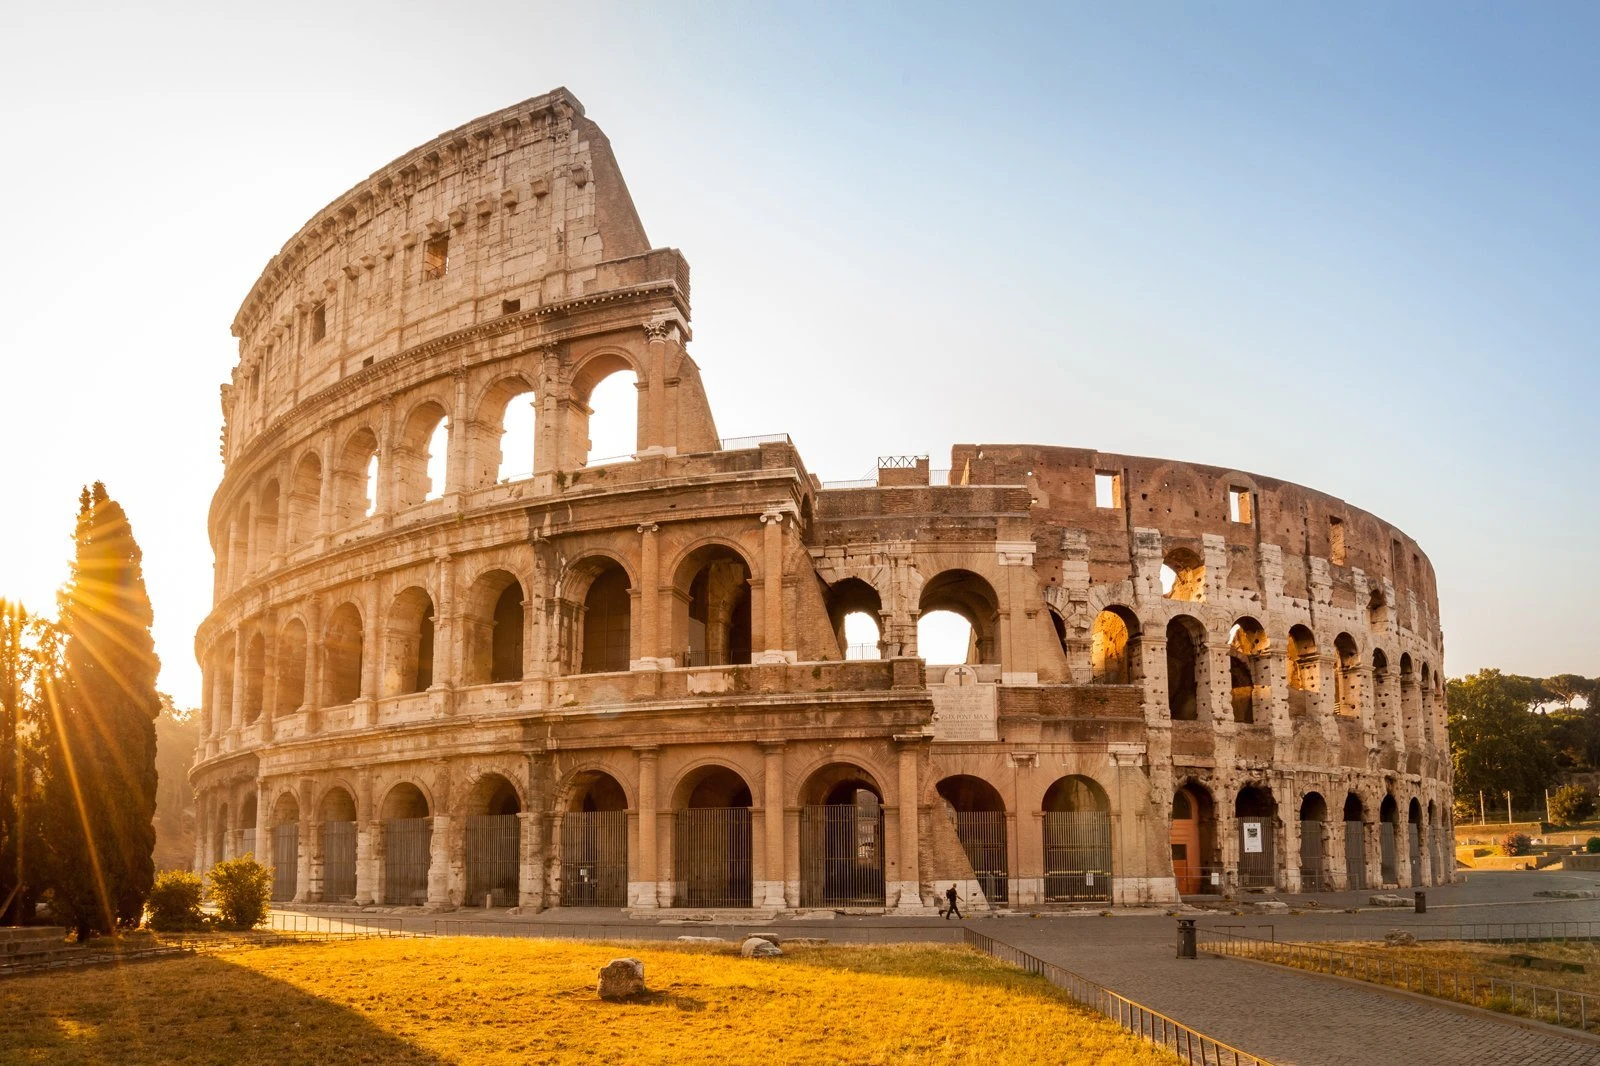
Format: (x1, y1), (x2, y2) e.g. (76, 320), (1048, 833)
(465, 814), (521, 907)
(800, 804), (885, 907)
(383, 817), (432, 905)
(1202, 929), (1600, 1036)
(260, 912), (407, 937)
(954, 810), (1008, 905)
(561, 809), (628, 908)
(1237, 818), (1274, 888)
(673, 807), (752, 908)
(271, 823), (298, 901)
(718, 433), (791, 451)
(322, 820), (357, 901)
(1380, 821), (1398, 883)
(1177, 864), (1227, 896)
(1298, 820), (1326, 892)
(964, 929), (1275, 1065)
(241, 828), (257, 860)
(1408, 832), (1423, 887)
(1043, 811), (1112, 902)
(1344, 822), (1366, 890)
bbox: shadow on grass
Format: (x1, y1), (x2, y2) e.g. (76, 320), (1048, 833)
(0, 951), (448, 1066)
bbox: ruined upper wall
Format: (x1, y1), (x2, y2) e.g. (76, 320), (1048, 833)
(222, 88), (665, 459)
(953, 443), (1441, 637)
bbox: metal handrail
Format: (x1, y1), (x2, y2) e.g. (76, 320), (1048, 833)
(964, 929), (1275, 1065)
(1203, 929), (1600, 1034)
(718, 433), (791, 451)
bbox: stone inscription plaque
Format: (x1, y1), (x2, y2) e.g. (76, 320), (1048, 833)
(930, 666), (997, 742)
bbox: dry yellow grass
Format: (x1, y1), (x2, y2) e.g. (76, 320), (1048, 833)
(1323, 939), (1600, 998)
(0, 938), (1181, 1065)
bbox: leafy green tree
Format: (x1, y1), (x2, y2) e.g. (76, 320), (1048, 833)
(1448, 669), (1558, 812)
(145, 869), (205, 931)
(1548, 783), (1596, 827)
(39, 484), (161, 938)
(207, 856), (273, 930)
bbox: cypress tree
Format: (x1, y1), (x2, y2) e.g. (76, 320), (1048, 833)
(44, 483), (161, 937)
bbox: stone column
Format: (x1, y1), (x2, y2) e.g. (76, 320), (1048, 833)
(273, 473), (291, 565)
(517, 811), (540, 909)
(760, 742), (787, 908)
(757, 510), (786, 662)
(354, 771), (376, 905)
(261, 623), (279, 742)
(1395, 814), (1413, 889)
(375, 399), (395, 517)
(316, 433), (335, 545)
(634, 523), (661, 668)
(892, 738), (924, 912)
(254, 778), (271, 869)
(229, 634), (246, 738)
(641, 322), (669, 454)
(631, 747), (659, 908)
(432, 555), (455, 708)
(303, 598), (323, 731)
(427, 814), (452, 906)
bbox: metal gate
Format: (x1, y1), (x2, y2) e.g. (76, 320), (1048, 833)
(323, 820), (357, 901)
(241, 828), (256, 860)
(383, 817), (432, 905)
(800, 804), (885, 907)
(954, 811), (1008, 905)
(1344, 821), (1365, 890)
(271, 823), (298, 901)
(673, 807), (752, 908)
(1409, 827), (1423, 886)
(1299, 820), (1325, 890)
(1237, 818), (1274, 888)
(560, 810), (628, 908)
(1380, 821), (1398, 884)
(1043, 811), (1111, 902)
(466, 814), (520, 906)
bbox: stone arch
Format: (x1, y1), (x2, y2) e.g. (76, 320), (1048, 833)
(1299, 791), (1328, 890)
(670, 764), (754, 909)
(1287, 624), (1320, 692)
(798, 762), (886, 907)
(1090, 605), (1140, 684)
(286, 450), (322, 546)
(1343, 792), (1368, 890)
(569, 348), (642, 467)
(253, 479), (280, 570)
(381, 585), (435, 696)
(935, 774), (1008, 905)
(463, 772), (522, 907)
(1171, 779), (1218, 895)
(333, 426), (380, 526)
(558, 768), (630, 908)
(471, 371), (539, 487)
(1334, 632), (1359, 717)
(463, 568), (526, 684)
(918, 569), (1002, 665)
(392, 398), (452, 508)
(1229, 617), (1269, 723)
(322, 601), (364, 705)
(318, 784), (359, 902)
(671, 542), (754, 668)
(567, 556), (632, 675)
(1235, 784), (1278, 888)
(1166, 614), (1206, 720)
(1041, 775), (1112, 903)
(1161, 546), (1206, 601)
(238, 792), (259, 859)
(1379, 792), (1400, 883)
(1367, 585), (1387, 629)
(824, 576), (884, 660)
(379, 781), (432, 906)
(241, 629), (266, 723)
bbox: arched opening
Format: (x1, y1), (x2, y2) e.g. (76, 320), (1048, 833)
(473, 376), (537, 486)
(672, 766), (753, 908)
(800, 764), (885, 907)
(334, 427), (379, 526)
(464, 774), (522, 907)
(1408, 797), (1424, 886)
(380, 783), (431, 906)
(270, 794), (300, 902)
(1367, 586), (1386, 629)
(275, 619), (307, 718)
(1042, 775), (1111, 902)
(286, 452), (322, 547)
(319, 787), (358, 902)
(1400, 653), (1419, 743)
(463, 570), (525, 684)
(1229, 618), (1268, 724)
(1090, 607), (1140, 684)
(824, 577), (882, 660)
(1161, 547), (1205, 601)
(393, 401), (451, 508)
(254, 481), (280, 570)
(936, 775), (1008, 906)
(239, 793), (258, 859)
(1343, 793), (1367, 890)
(1170, 783), (1217, 895)
(674, 546), (752, 668)
(1379, 793), (1400, 884)
(578, 561), (632, 674)
(1299, 792), (1327, 891)
(1236, 785), (1277, 888)
(1334, 633), (1359, 717)
(579, 366), (639, 466)
(1372, 649), (1390, 733)
(241, 632), (266, 724)
(918, 570), (1001, 665)
(382, 586), (435, 696)
(1287, 624), (1320, 692)
(322, 603), (364, 706)
(560, 771), (629, 908)
(1166, 616), (1205, 720)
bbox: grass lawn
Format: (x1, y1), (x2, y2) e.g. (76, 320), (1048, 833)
(0, 938), (1181, 1065)
(1323, 939), (1600, 999)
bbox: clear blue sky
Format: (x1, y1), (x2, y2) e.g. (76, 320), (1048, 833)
(1, 1), (1595, 706)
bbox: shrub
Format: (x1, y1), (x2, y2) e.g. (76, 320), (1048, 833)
(146, 869), (206, 931)
(1586, 837), (1600, 854)
(1501, 832), (1533, 857)
(208, 856), (274, 930)
(1548, 784), (1595, 827)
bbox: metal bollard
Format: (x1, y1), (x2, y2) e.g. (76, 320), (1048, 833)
(1176, 918), (1197, 959)
(1414, 891), (1426, 914)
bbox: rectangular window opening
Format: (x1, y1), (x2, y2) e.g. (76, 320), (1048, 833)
(1094, 471), (1121, 509)
(1228, 487), (1253, 525)
(311, 302), (327, 342)
(423, 235), (450, 280)
(1391, 538), (1404, 579)
(1328, 516), (1346, 566)
(501, 298), (521, 316)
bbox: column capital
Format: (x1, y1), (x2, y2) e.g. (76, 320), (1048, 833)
(759, 740), (787, 756)
(636, 522), (659, 534)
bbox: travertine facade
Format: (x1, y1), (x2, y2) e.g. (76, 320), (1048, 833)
(192, 89), (1451, 912)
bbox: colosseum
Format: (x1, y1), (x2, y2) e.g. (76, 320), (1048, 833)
(192, 88), (1452, 914)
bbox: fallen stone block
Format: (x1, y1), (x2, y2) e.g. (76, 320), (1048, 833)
(1368, 894), (1410, 907)
(674, 935), (725, 943)
(598, 957), (646, 1000)
(740, 936), (782, 958)
(779, 937), (828, 947)
(1384, 931), (1417, 947)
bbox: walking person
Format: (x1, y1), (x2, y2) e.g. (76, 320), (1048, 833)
(944, 884), (962, 920)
